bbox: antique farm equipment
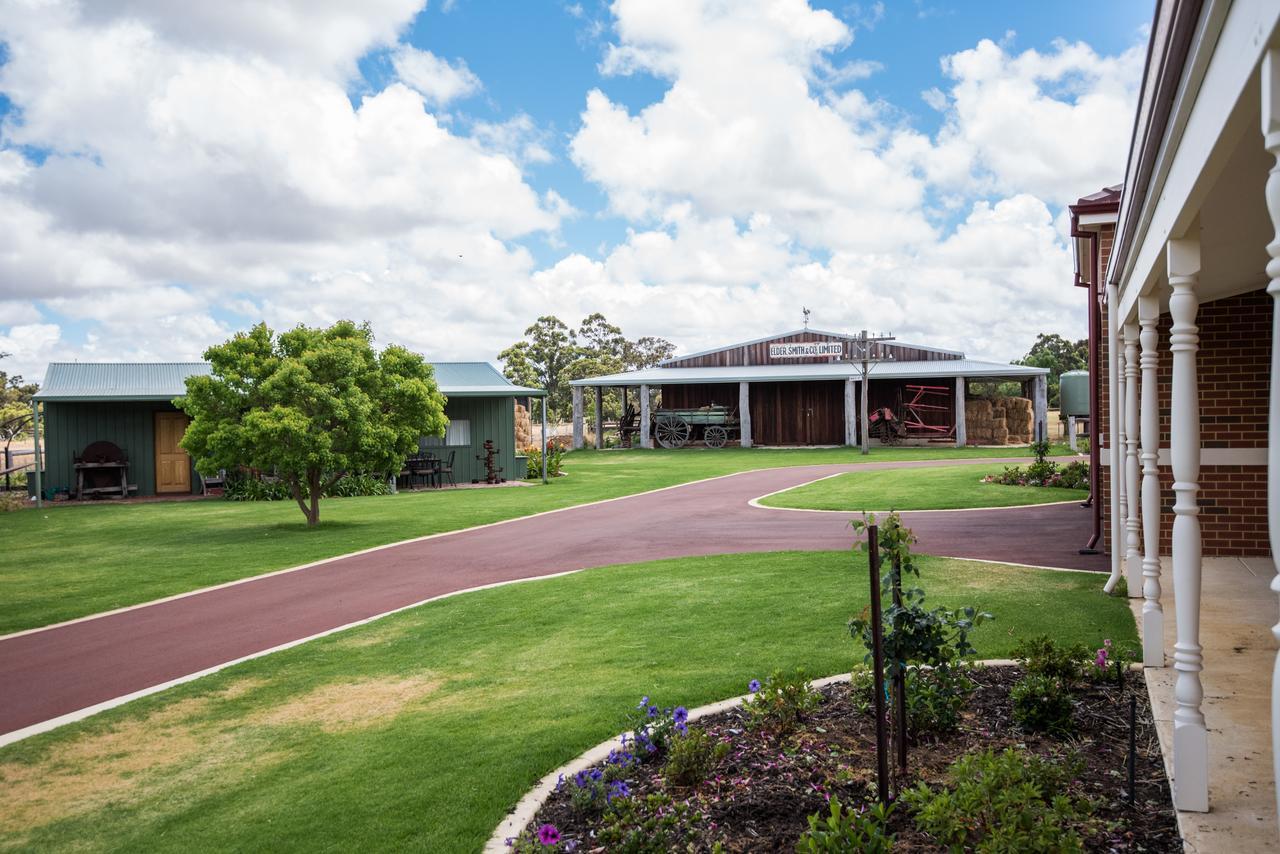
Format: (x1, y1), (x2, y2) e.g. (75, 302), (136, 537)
(900, 384), (955, 440)
(73, 440), (132, 500)
(651, 405), (740, 449)
(867, 407), (904, 445)
(474, 439), (504, 484)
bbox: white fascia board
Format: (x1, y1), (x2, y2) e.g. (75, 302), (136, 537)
(1115, 0), (1277, 322)
(1077, 212), (1119, 227)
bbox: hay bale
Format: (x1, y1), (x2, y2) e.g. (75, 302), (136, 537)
(990, 425), (1009, 444)
(514, 403), (532, 449)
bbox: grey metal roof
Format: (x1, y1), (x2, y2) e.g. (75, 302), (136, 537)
(429, 362), (544, 397)
(570, 359), (1048, 387)
(35, 360), (543, 402)
(34, 362), (213, 401)
(657, 328), (965, 366)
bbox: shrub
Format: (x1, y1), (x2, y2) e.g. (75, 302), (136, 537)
(627, 697), (690, 756)
(905, 665), (975, 738)
(555, 748), (639, 816)
(0, 491), (27, 512)
(223, 470), (390, 501)
(741, 670), (823, 735)
(1012, 635), (1090, 683)
(525, 444), (564, 479)
(1052, 460), (1089, 490)
(662, 727), (729, 788)
(903, 748), (1090, 853)
(1011, 674), (1074, 734)
(796, 799), (894, 853)
(596, 792), (702, 853)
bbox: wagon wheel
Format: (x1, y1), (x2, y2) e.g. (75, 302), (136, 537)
(704, 425), (729, 448)
(655, 414), (691, 449)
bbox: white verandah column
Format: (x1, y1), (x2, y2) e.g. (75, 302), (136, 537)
(1260, 45), (1280, 834)
(594, 386), (604, 450)
(1168, 235), (1208, 813)
(739, 381), (752, 448)
(1124, 321), (1143, 596)
(954, 376), (966, 448)
(1139, 294), (1164, 666)
(843, 378), (856, 447)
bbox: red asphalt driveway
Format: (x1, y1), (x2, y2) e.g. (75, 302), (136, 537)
(0, 457), (1105, 739)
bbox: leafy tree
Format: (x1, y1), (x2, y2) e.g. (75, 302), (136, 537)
(178, 321), (446, 526)
(625, 335), (675, 370)
(499, 315), (580, 419)
(1014, 333), (1088, 407)
(0, 352), (38, 438)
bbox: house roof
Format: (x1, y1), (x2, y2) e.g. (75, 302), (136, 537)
(569, 359), (1048, 387)
(658, 328), (964, 366)
(34, 360), (543, 402)
(34, 362), (214, 402)
(428, 362), (544, 397)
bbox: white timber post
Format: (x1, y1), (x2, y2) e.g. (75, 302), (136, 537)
(1168, 235), (1208, 813)
(639, 384), (651, 449)
(571, 386), (584, 450)
(739, 381), (752, 448)
(1068, 415), (1078, 451)
(1106, 282), (1124, 592)
(594, 386), (604, 450)
(1032, 374), (1048, 444)
(860, 374), (871, 455)
(954, 376), (966, 448)
(1259, 45), (1280, 834)
(540, 395), (548, 484)
(1139, 294), (1164, 665)
(843, 378), (857, 446)
(31, 399), (42, 509)
(1124, 321), (1143, 596)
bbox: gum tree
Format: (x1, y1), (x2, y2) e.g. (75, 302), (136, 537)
(179, 321), (446, 526)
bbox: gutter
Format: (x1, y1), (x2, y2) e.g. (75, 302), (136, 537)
(1106, 0), (1205, 286)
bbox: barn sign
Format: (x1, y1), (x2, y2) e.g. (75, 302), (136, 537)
(768, 342), (844, 359)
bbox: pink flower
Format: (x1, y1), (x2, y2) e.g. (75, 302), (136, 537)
(537, 824), (560, 846)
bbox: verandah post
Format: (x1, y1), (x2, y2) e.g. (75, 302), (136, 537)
(1138, 293), (1164, 666)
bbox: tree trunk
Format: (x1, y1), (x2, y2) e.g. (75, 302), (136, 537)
(287, 476), (310, 523)
(306, 470), (322, 526)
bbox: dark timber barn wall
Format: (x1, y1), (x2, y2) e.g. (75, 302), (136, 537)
(659, 381), (846, 445)
(663, 330), (962, 368)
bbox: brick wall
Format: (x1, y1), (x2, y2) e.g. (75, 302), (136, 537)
(1098, 287), (1271, 557)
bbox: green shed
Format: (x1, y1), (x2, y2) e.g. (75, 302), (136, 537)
(30, 360), (543, 499)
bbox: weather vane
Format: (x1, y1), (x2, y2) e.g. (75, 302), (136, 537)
(802, 306), (811, 329)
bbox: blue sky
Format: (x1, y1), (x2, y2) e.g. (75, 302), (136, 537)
(0, 0), (1152, 380)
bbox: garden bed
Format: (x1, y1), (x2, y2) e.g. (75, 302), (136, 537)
(506, 665), (1180, 852)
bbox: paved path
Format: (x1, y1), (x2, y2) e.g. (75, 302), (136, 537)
(0, 457), (1104, 739)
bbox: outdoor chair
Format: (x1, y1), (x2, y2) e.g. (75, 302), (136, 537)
(438, 450), (456, 487)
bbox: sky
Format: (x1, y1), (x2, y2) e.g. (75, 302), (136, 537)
(0, 0), (1153, 384)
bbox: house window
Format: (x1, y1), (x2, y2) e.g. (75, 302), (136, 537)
(421, 419), (470, 448)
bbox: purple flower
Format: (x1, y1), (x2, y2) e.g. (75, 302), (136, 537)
(748, 679), (761, 693)
(637, 696), (649, 709)
(647, 705), (659, 718)
(673, 706), (688, 725)
(608, 780), (631, 801)
(537, 824), (560, 846)
(675, 721), (688, 736)
(589, 768), (603, 782)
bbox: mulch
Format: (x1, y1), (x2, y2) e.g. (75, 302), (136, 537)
(523, 666), (1182, 852)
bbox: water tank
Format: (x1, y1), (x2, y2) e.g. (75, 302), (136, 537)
(1059, 370), (1090, 417)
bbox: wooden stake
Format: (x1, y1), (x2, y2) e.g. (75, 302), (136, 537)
(867, 525), (890, 805)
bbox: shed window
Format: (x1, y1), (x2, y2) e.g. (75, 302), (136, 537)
(422, 420), (470, 448)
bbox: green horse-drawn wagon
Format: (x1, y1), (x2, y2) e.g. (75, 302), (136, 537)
(652, 405), (740, 449)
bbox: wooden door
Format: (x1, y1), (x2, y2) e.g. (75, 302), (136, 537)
(155, 412), (192, 493)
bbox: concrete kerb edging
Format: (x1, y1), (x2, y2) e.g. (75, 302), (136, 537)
(489, 659), (1044, 852)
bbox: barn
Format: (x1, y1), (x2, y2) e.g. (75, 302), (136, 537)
(568, 328), (1049, 449)
(29, 360), (541, 500)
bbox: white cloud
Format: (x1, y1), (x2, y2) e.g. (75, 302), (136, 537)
(573, 0), (933, 253)
(924, 36), (1143, 202)
(391, 45), (482, 105)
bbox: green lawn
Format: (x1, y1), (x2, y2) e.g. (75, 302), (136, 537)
(760, 463), (1088, 511)
(0, 549), (1132, 853)
(0, 444), (1069, 634)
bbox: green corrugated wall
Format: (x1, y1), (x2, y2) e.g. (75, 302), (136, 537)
(39, 401), (199, 497)
(428, 396), (519, 484)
